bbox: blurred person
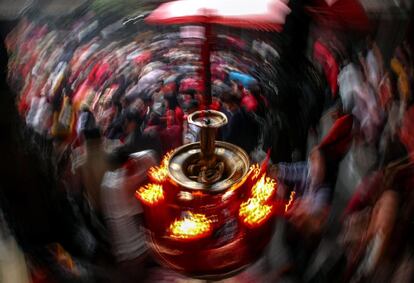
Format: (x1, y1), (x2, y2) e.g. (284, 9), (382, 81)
(101, 150), (158, 283)
(377, 72), (394, 113)
(340, 106), (414, 282)
(95, 103), (118, 139)
(269, 148), (331, 223)
(378, 70), (406, 168)
(143, 112), (162, 135)
(164, 90), (184, 129)
(182, 99), (200, 144)
(221, 92), (259, 154)
(317, 58), (385, 189)
(365, 38), (384, 91)
(210, 96), (222, 111)
(109, 109), (158, 166)
(76, 106), (97, 139)
(390, 46), (412, 115)
(313, 38), (340, 99)
(0, 33), (107, 283)
(143, 111), (164, 153)
(104, 105), (125, 140)
(249, 84), (268, 110)
(240, 87), (259, 113)
(228, 70), (257, 88)
(267, 148), (331, 279)
(130, 98), (149, 119)
(75, 127), (109, 214)
(160, 110), (183, 154)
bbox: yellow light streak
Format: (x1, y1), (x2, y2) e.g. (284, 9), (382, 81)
(285, 191), (296, 212)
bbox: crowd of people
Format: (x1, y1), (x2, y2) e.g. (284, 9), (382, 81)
(2, 8), (281, 283)
(1, 2), (414, 283)
(5, 14), (274, 160)
(266, 32), (414, 282)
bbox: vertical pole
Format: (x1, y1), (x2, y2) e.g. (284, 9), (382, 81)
(199, 125), (216, 164)
(201, 23), (212, 107)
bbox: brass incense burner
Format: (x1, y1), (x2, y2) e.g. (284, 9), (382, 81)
(169, 110), (250, 191)
(136, 110), (278, 279)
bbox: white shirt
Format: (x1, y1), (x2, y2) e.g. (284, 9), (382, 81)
(101, 150), (157, 261)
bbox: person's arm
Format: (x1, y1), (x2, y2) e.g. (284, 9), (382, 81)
(309, 186), (331, 215)
(269, 162), (308, 185)
(287, 186), (331, 236)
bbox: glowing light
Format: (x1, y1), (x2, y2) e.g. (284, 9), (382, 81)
(238, 173), (276, 227)
(136, 183), (164, 206)
(251, 175), (276, 202)
(178, 191), (193, 201)
(169, 212), (211, 239)
(250, 163), (261, 180)
(222, 190), (234, 201)
(148, 151), (173, 182)
(285, 191), (296, 212)
(52, 244), (76, 272)
(239, 198), (272, 227)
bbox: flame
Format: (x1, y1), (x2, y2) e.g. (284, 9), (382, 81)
(169, 212), (211, 239)
(239, 198), (272, 227)
(148, 151), (173, 182)
(285, 191), (296, 212)
(239, 174), (276, 227)
(251, 175), (276, 202)
(136, 183), (164, 206)
(250, 163), (261, 180)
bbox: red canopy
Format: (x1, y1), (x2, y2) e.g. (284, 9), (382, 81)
(145, 0), (292, 32)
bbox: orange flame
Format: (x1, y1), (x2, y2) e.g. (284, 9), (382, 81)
(169, 212), (211, 240)
(136, 183), (164, 206)
(251, 175), (276, 202)
(239, 174), (276, 227)
(239, 198), (273, 227)
(148, 151), (173, 182)
(285, 191), (296, 212)
(250, 163), (261, 180)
